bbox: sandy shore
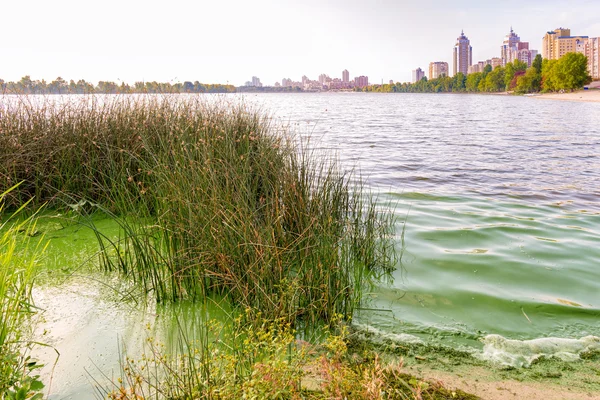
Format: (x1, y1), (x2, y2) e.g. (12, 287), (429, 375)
(534, 89), (600, 103)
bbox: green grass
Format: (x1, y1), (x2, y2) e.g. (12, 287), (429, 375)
(96, 312), (480, 400)
(0, 94), (396, 325)
(0, 184), (45, 398)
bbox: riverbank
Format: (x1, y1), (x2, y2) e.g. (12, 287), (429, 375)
(533, 88), (600, 103)
(404, 363), (600, 400)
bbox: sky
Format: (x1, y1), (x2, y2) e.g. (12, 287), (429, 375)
(1, 0), (599, 86)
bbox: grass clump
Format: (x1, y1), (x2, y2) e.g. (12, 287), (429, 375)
(0, 185), (45, 398)
(100, 313), (480, 400)
(0, 94), (396, 325)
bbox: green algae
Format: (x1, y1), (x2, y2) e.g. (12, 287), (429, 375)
(348, 327), (600, 395)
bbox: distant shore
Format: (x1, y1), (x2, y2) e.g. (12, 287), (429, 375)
(533, 89), (600, 103)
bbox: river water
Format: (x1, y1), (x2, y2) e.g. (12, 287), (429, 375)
(255, 92), (600, 359)
(21, 93), (600, 398)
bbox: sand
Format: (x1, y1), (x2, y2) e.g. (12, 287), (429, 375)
(405, 364), (600, 400)
(534, 89), (600, 103)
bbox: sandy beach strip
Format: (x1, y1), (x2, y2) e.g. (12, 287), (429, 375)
(533, 89), (600, 103)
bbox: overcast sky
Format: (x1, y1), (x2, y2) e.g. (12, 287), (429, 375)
(1, 0), (599, 86)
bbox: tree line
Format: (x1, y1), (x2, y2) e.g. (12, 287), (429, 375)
(0, 77), (236, 94)
(358, 53), (592, 94)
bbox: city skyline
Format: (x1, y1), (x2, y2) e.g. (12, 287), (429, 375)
(1, 0), (599, 85)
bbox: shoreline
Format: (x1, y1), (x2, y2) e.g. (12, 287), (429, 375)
(532, 89), (600, 103)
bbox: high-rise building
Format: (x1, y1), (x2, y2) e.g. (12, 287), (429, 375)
(587, 38), (600, 80)
(573, 36), (600, 80)
(354, 76), (369, 88)
(251, 76), (262, 87)
(429, 62), (449, 79)
(491, 57), (503, 69)
(342, 69), (349, 83)
(318, 74), (330, 85)
(500, 28), (538, 67)
(453, 30), (472, 76)
(500, 28), (521, 65)
(412, 68), (425, 83)
(542, 28), (589, 60)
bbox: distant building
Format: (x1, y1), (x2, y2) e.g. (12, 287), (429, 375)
(342, 69), (350, 83)
(468, 58), (502, 75)
(490, 57), (503, 69)
(587, 38), (600, 80)
(542, 28), (588, 60)
(354, 76), (369, 88)
(501, 28), (521, 65)
(453, 30), (472, 76)
(543, 27), (598, 78)
(501, 28), (538, 67)
(412, 68), (425, 83)
(429, 62), (449, 79)
(574, 36), (600, 80)
(251, 76), (262, 87)
(389, 80), (394, 85)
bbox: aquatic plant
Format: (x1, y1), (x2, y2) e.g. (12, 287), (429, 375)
(0, 185), (45, 398)
(98, 312), (479, 400)
(0, 95), (396, 325)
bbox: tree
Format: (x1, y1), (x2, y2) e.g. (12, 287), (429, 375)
(483, 66), (505, 92)
(558, 52), (592, 91)
(515, 67), (541, 93)
(466, 72), (482, 92)
(532, 54), (543, 75)
(504, 60), (527, 91)
(541, 59), (559, 92)
(542, 53), (591, 92)
(183, 81), (194, 93)
(452, 72), (466, 92)
(49, 77), (67, 94)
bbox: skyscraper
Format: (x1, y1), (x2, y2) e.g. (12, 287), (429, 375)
(412, 68), (425, 83)
(500, 27), (538, 67)
(500, 27), (521, 66)
(342, 69), (349, 83)
(453, 30), (472, 76)
(587, 38), (599, 80)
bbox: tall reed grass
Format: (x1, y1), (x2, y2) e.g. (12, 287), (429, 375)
(0, 184), (45, 397)
(0, 94), (396, 324)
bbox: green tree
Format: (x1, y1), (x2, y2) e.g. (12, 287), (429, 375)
(542, 53), (591, 92)
(466, 72), (482, 92)
(18, 76), (33, 93)
(532, 54), (543, 75)
(452, 72), (466, 92)
(483, 66), (506, 92)
(557, 52), (592, 91)
(515, 67), (541, 93)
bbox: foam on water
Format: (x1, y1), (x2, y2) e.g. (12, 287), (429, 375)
(481, 334), (600, 367)
(352, 323), (424, 345)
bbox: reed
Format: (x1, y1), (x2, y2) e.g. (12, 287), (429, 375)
(0, 184), (45, 396)
(0, 94), (396, 324)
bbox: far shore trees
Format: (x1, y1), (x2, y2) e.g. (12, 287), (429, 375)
(358, 52), (591, 94)
(0, 78), (235, 94)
